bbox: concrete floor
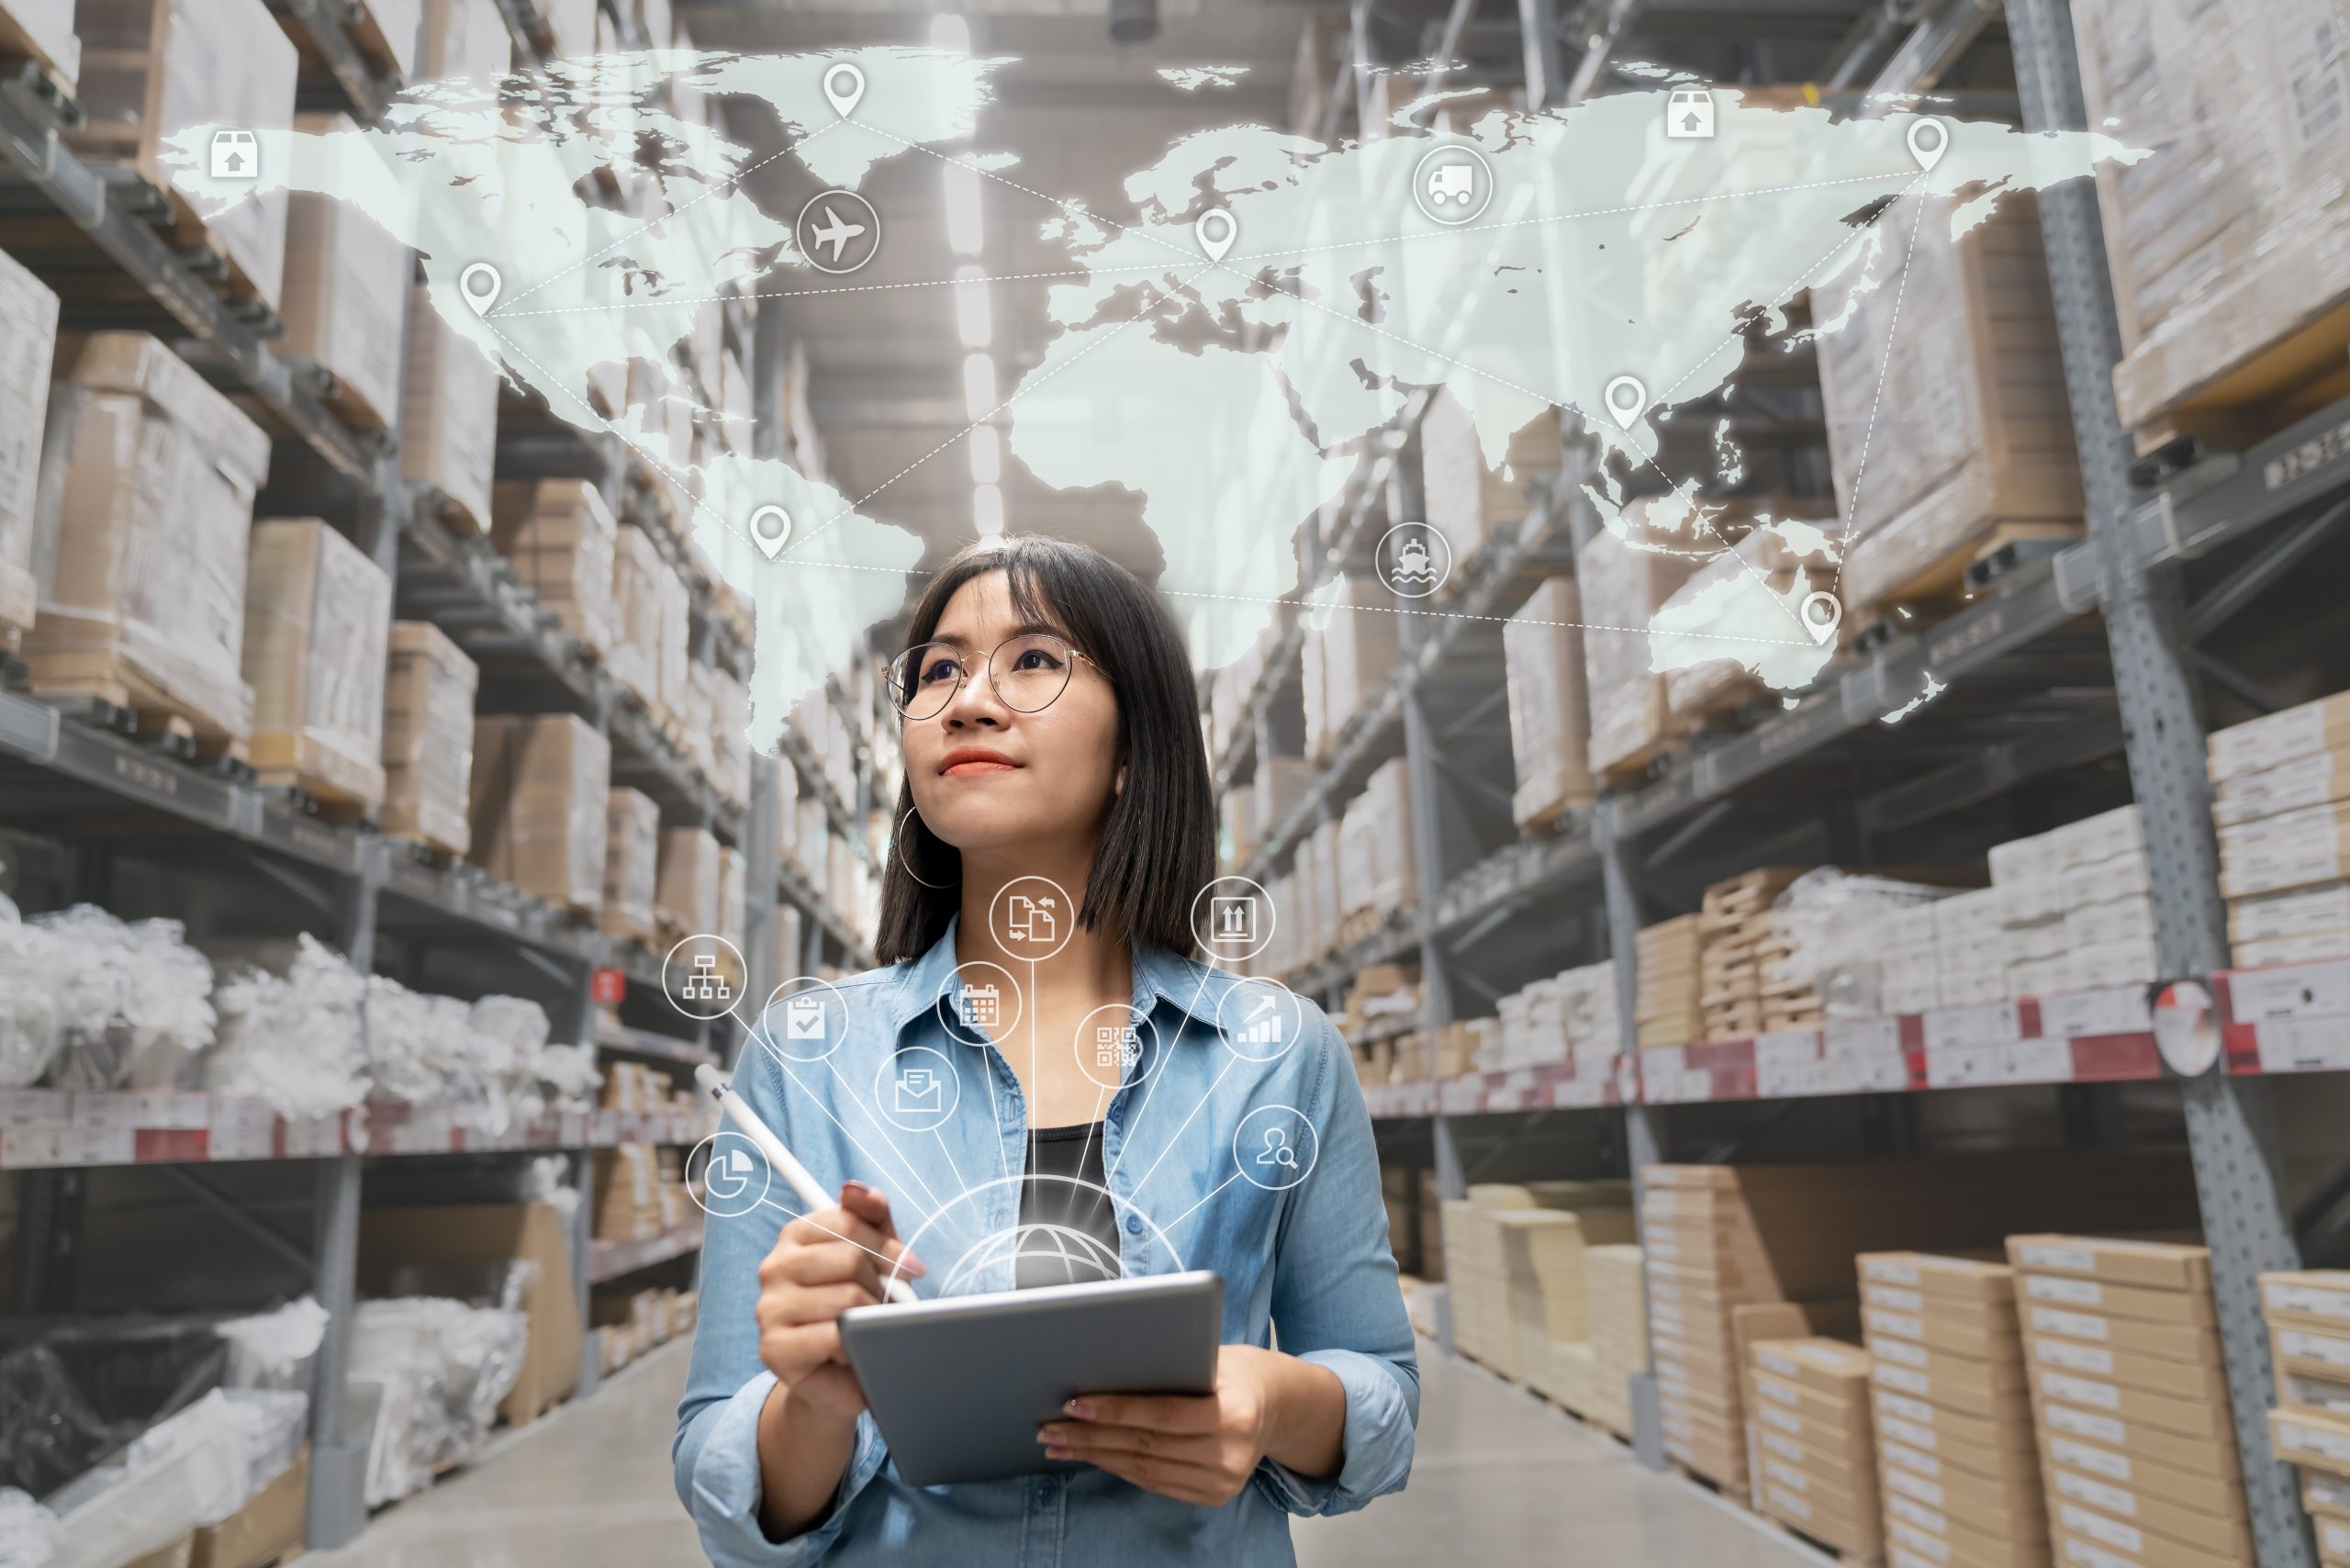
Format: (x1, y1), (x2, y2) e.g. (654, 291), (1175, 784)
(307, 1337), (1820, 1568)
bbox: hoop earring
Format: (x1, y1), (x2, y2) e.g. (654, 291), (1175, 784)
(895, 806), (957, 890)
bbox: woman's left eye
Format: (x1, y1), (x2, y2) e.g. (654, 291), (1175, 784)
(1012, 648), (1063, 671)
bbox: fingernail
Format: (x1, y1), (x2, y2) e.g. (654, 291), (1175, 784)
(1046, 1445), (1069, 1461)
(1064, 1398), (1091, 1419)
(901, 1251), (928, 1278)
(1036, 1427), (1056, 1444)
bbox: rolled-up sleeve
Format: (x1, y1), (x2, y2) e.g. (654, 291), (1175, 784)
(1253, 1016), (1420, 1516)
(677, 1372), (890, 1567)
(673, 1040), (891, 1564)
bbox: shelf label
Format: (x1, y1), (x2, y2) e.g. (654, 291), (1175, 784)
(0, 1091), (68, 1129)
(2252, 1018), (2350, 1073)
(1919, 1001), (2020, 1051)
(2229, 960), (2350, 1022)
(2040, 987), (2152, 1038)
(1825, 1017), (1900, 1056)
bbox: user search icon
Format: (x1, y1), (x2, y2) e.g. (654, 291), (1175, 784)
(1256, 1126), (1299, 1170)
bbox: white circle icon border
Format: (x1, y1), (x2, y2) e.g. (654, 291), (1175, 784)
(1376, 521), (1454, 600)
(1192, 875), (1276, 962)
(1411, 143), (1495, 228)
(1216, 976), (1310, 1064)
(760, 975), (851, 1063)
(1074, 1002), (1163, 1092)
(990, 874), (1076, 963)
(796, 189), (882, 275)
(1233, 1103), (1319, 1192)
(662, 933), (750, 1023)
(874, 1043), (963, 1133)
(686, 1130), (774, 1219)
(936, 960), (1023, 1044)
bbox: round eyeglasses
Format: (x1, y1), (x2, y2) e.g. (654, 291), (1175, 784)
(887, 633), (1101, 721)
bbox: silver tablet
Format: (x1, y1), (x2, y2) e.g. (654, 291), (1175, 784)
(838, 1271), (1223, 1487)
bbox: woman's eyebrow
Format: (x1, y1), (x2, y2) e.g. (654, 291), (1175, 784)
(1006, 618), (1070, 640)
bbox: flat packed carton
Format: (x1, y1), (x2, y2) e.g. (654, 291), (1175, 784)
(380, 621), (476, 856)
(28, 333), (269, 745)
(242, 520), (392, 810)
(469, 714), (610, 913)
(0, 246), (59, 643)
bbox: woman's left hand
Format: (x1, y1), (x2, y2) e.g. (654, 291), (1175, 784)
(1037, 1344), (1284, 1506)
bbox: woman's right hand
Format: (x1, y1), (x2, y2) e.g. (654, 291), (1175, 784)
(755, 1181), (923, 1423)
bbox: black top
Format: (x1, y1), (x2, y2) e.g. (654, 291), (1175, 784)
(1016, 1123), (1119, 1290)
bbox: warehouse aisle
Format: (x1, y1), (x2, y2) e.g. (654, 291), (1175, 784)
(303, 1338), (1814, 1567)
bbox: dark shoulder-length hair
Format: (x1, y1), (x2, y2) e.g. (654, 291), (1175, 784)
(874, 536), (1216, 965)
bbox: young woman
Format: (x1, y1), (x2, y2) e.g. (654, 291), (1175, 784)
(675, 536), (1417, 1564)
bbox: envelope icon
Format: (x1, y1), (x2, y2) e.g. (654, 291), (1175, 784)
(894, 1067), (943, 1115)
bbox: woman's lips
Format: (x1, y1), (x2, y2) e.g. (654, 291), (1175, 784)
(943, 760), (1017, 778)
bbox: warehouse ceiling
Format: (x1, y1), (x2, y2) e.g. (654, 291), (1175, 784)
(673, 0), (2010, 586)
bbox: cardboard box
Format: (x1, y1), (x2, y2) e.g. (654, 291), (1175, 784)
(2273, 1406), (2350, 1483)
(493, 479), (617, 656)
(380, 621), (476, 856)
(0, 0), (81, 93)
(594, 1141), (664, 1242)
(2008, 1237), (2212, 1296)
(1873, 1384), (2039, 1457)
(276, 115), (410, 429)
(1861, 1252), (2016, 1304)
(71, 0), (296, 310)
(1881, 1417), (2039, 1488)
(243, 519), (391, 810)
(1503, 576), (1596, 826)
(2045, 1466), (2255, 1558)
(0, 244), (59, 641)
(401, 280), (500, 532)
(2022, 1302), (2221, 1364)
(2026, 1334), (2227, 1403)
(28, 332), (269, 744)
(608, 524), (670, 708)
(1867, 1303), (2023, 1363)
(189, 1446), (306, 1568)
(600, 787), (660, 942)
(655, 826), (720, 937)
(1579, 512), (1699, 775)
(1298, 576), (1399, 758)
(1885, 1487), (2052, 1563)
(2042, 1431), (2246, 1522)
(358, 1202), (582, 1425)
(2053, 1512), (2243, 1568)
(2264, 1270), (2350, 1330)
(2029, 1366), (2230, 1441)
(2019, 1271), (2218, 1327)
(469, 714), (610, 913)
(2040, 1396), (2241, 1477)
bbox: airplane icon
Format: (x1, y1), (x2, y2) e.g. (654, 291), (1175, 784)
(808, 202), (866, 263)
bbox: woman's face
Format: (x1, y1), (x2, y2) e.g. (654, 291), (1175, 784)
(901, 570), (1121, 861)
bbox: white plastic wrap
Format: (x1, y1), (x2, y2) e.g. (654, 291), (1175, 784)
(1771, 868), (1960, 1019)
(534, 1042), (602, 1109)
(0, 919), (66, 1089)
(0, 1491), (59, 1568)
(349, 1297), (528, 1506)
(203, 935), (369, 1116)
(216, 1297), (329, 1393)
(45, 1388), (307, 1568)
(23, 906), (214, 1090)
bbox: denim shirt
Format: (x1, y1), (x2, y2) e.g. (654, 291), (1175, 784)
(673, 922), (1419, 1565)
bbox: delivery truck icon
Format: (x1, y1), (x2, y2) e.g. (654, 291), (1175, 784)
(1425, 163), (1474, 206)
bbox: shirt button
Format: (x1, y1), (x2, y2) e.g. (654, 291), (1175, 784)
(1125, 1215), (1144, 1235)
(1034, 1478), (1057, 1503)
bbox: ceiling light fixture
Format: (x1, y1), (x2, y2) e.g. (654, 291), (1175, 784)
(955, 264), (991, 348)
(968, 424), (1002, 486)
(944, 166), (984, 256)
(961, 353), (998, 421)
(973, 483), (1004, 537)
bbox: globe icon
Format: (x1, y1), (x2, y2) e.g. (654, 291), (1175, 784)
(937, 1223), (1125, 1296)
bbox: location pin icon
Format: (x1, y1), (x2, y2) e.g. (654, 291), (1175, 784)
(823, 62), (866, 119)
(1906, 117), (1949, 174)
(1196, 208), (1237, 264)
(1604, 375), (1648, 431)
(1800, 590), (1843, 646)
(749, 505), (791, 561)
(460, 262), (502, 318)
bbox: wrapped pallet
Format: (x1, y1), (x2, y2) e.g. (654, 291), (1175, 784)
(1577, 516), (1700, 778)
(275, 115), (411, 430)
(1420, 390), (1563, 565)
(608, 525), (666, 708)
(1503, 576), (1595, 829)
(0, 246), (59, 646)
(600, 787), (660, 943)
(0, 0), (80, 94)
(401, 281), (499, 533)
(380, 621), (476, 857)
(1813, 191), (2082, 614)
(1300, 577), (1399, 758)
(2075, 0), (2350, 446)
(656, 827), (720, 938)
(28, 332), (269, 747)
(242, 520), (393, 811)
(491, 478), (617, 657)
(469, 714), (610, 913)
(69, 0), (296, 311)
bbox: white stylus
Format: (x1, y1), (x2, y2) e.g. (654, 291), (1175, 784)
(695, 1062), (919, 1304)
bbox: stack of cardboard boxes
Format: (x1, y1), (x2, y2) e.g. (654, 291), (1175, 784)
(2259, 1271), (2350, 1562)
(493, 479), (619, 661)
(1300, 577), (1401, 760)
(1503, 577), (1597, 829)
(596, 1286), (699, 1376)
(2208, 692), (2350, 966)
(1859, 1252), (2047, 1568)
(278, 113), (413, 432)
(1698, 868), (1808, 1041)
(1440, 1182), (1630, 1380)
(469, 714), (611, 915)
(380, 622), (478, 857)
(594, 1140), (688, 1245)
(1751, 1337), (1884, 1562)
(1578, 510), (1699, 779)
(2009, 1237), (2255, 1568)
(1636, 915), (1706, 1049)
(1991, 806), (2157, 1000)
(600, 788), (662, 943)
(0, 247), (58, 651)
(401, 281), (500, 534)
(1586, 1243), (1649, 1439)
(1494, 1204), (1638, 1409)
(1336, 758), (1416, 939)
(242, 519), (393, 812)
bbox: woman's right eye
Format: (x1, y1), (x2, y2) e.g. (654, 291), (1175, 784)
(920, 657), (960, 685)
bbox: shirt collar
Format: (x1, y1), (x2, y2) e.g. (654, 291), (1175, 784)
(886, 916), (1228, 1036)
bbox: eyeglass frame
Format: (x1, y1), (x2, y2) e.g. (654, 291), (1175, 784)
(885, 631), (1105, 720)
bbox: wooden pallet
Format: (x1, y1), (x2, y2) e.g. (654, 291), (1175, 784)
(384, 832), (464, 868)
(28, 666), (250, 767)
(1667, 1459), (1750, 1507)
(1758, 1512), (1885, 1567)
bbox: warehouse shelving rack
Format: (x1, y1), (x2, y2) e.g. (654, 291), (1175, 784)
(1212, 4), (2350, 1565)
(0, 0), (878, 1549)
